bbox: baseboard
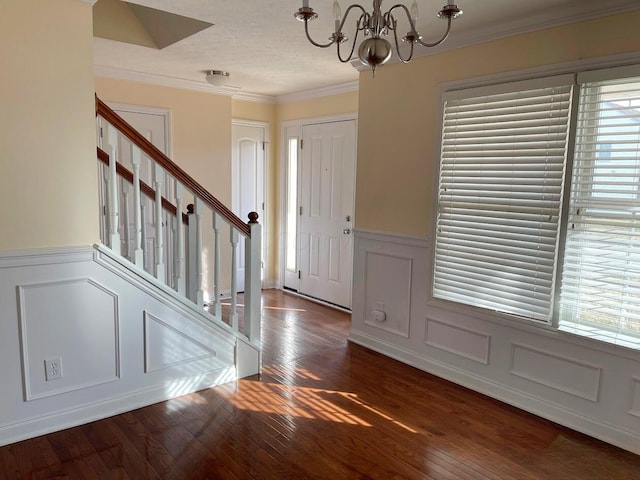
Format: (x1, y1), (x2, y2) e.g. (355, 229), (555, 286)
(348, 329), (640, 455)
(0, 366), (235, 447)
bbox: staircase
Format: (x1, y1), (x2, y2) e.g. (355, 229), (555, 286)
(95, 96), (262, 375)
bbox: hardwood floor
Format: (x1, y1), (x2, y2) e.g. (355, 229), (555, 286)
(1, 289), (639, 479)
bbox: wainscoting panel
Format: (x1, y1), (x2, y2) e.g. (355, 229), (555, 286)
(363, 252), (412, 338)
(18, 278), (119, 401)
(425, 318), (491, 365)
(630, 377), (640, 418)
(510, 344), (601, 401)
(350, 229), (640, 455)
(0, 246), (240, 448)
(144, 311), (217, 373)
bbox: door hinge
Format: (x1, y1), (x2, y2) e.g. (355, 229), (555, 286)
(262, 202), (265, 210)
(299, 206), (303, 216)
(298, 270), (301, 279)
(100, 127), (103, 138)
(300, 139), (303, 149)
(262, 141), (265, 151)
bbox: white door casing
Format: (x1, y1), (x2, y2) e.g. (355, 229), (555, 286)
(298, 120), (356, 309)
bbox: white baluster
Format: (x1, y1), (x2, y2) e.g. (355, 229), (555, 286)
(244, 213), (262, 345)
(174, 181), (186, 296)
(195, 198), (204, 306)
(212, 212), (222, 318)
(141, 204), (148, 272)
(154, 163), (165, 283)
(230, 228), (239, 332)
(122, 180), (131, 259)
(106, 124), (121, 252)
(131, 146), (144, 267)
(187, 198), (205, 306)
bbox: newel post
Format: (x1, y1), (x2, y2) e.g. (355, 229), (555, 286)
(243, 212), (262, 345)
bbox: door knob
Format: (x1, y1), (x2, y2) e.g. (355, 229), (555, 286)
(343, 228), (351, 235)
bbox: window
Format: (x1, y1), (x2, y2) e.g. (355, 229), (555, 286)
(559, 73), (640, 348)
(434, 67), (640, 349)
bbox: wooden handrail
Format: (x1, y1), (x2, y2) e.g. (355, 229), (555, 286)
(97, 147), (189, 224)
(96, 96), (251, 237)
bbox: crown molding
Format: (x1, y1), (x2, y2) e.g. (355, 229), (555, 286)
(94, 64), (360, 105)
(276, 81), (359, 104)
(93, 65), (276, 104)
(353, 1), (640, 72)
(80, 0), (98, 4)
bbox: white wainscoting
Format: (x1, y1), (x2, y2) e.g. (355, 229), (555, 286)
(350, 229), (640, 455)
(0, 246), (239, 447)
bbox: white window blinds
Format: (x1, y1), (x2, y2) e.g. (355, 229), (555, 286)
(559, 74), (640, 348)
(434, 78), (573, 322)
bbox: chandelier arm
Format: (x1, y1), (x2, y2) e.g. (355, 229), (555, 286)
(337, 27), (361, 63)
(337, 5), (368, 33)
(303, 19), (335, 48)
(386, 4), (417, 33)
(392, 26), (414, 64)
(416, 17), (452, 48)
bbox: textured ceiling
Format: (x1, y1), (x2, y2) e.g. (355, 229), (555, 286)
(92, 0), (640, 99)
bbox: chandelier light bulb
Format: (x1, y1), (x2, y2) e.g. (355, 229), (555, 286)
(410, 1), (419, 25)
(333, 1), (342, 31)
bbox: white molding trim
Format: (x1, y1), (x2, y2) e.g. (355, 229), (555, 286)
(80, 0), (97, 5)
(354, 228), (428, 248)
(425, 318), (491, 365)
(95, 66), (360, 104)
(509, 343), (602, 402)
(348, 330), (640, 456)
(17, 278), (121, 401)
(276, 81), (359, 104)
(94, 65), (275, 104)
(0, 246), (94, 268)
(442, 52), (640, 94)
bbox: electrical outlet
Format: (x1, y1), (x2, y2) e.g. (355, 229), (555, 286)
(44, 357), (63, 381)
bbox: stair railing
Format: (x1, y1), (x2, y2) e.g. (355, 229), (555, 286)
(95, 96), (261, 346)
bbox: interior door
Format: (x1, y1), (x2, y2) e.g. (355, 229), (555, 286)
(298, 120), (356, 309)
(232, 122), (265, 292)
(100, 106), (171, 280)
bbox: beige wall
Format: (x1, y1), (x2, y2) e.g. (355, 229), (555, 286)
(355, 11), (640, 237)
(276, 91), (359, 123)
(96, 78), (233, 202)
(0, 0), (98, 251)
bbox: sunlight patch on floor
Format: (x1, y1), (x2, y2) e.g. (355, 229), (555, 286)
(219, 380), (372, 426)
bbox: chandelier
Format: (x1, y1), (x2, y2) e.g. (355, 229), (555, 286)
(294, 0), (463, 76)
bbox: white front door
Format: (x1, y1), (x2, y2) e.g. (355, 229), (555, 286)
(298, 120), (356, 309)
(232, 122), (266, 292)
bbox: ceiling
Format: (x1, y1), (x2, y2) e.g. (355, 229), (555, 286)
(92, 0), (640, 101)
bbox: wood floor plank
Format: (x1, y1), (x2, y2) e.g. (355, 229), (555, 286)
(1, 289), (639, 479)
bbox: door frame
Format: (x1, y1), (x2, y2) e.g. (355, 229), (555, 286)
(279, 113), (358, 296)
(232, 119), (270, 288)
